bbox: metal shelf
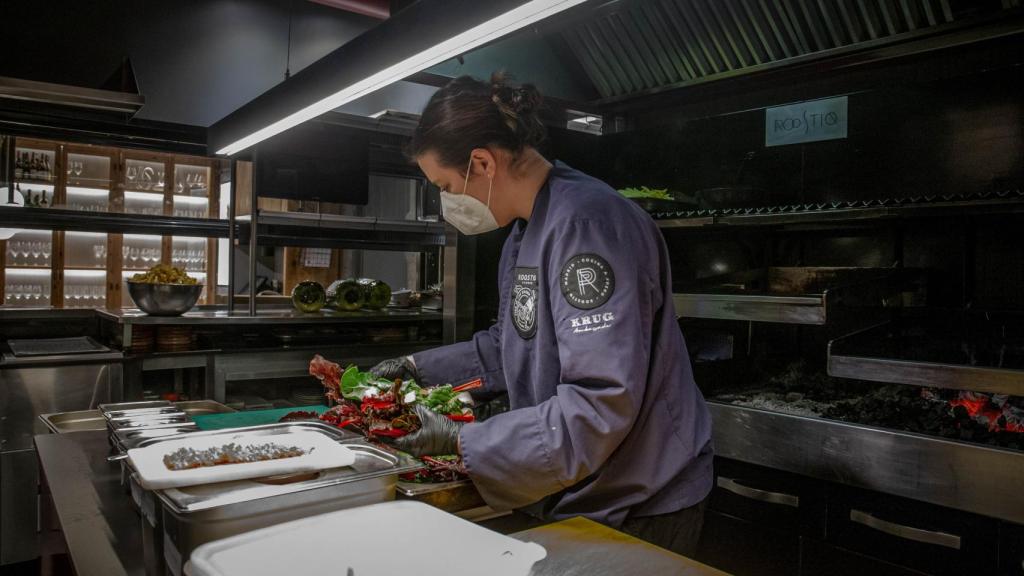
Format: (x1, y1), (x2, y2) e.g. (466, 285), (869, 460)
(655, 189), (1024, 229)
(0, 205), (231, 237)
(828, 318), (1024, 397)
(673, 267), (906, 327)
(237, 210), (446, 252)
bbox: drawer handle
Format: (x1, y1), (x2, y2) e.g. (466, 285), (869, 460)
(716, 476), (799, 508)
(849, 509), (961, 550)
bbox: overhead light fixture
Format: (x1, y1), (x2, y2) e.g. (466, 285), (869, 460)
(214, 0), (590, 156)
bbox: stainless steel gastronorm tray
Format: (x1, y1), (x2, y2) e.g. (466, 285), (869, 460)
(157, 442), (422, 513)
(128, 420), (361, 451)
(99, 400), (173, 414)
(109, 416), (193, 431)
(104, 407), (185, 420)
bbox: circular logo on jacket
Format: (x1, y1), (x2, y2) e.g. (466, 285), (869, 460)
(511, 267), (539, 339)
(560, 253), (614, 310)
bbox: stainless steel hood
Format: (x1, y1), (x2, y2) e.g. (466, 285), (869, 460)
(551, 0), (1024, 101)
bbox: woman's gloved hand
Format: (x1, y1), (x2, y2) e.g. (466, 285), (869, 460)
(368, 356), (419, 381)
(394, 404), (464, 457)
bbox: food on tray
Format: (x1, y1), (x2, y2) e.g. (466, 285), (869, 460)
(326, 279), (365, 311)
(400, 455), (468, 483)
(291, 280), (326, 312)
(309, 357), (474, 435)
(618, 186), (674, 201)
(162, 442), (306, 471)
(278, 410), (321, 422)
(130, 264), (198, 284)
(309, 356), (472, 481)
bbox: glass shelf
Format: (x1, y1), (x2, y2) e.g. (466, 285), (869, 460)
(65, 231), (108, 269)
(173, 195), (209, 219)
(66, 152), (111, 187)
(66, 187), (110, 213)
(124, 191), (167, 216)
(14, 147), (57, 183)
(174, 164), (210, 197)
(4, 230), (54, 268)
(4, 268), (52, 307)
(125, 159), (166, 193)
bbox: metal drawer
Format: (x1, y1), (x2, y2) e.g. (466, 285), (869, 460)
(826, 485), (999, 576)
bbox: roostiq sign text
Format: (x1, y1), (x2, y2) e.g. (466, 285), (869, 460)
(765, 96), (848, 147)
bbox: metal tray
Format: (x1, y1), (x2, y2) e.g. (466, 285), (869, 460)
(39, 409), (107, 433)
(105, 407), (186, 421)
(673, 267), (905, 326)
(158, 442), (421, 514)
(99, 400), (172, 414)
(109, 415), (193, 431)
(396, 479), (485, 513)
(112, 424), (201, 446)
(828, 320), (1024, 397)
(174, 400), (237, 416)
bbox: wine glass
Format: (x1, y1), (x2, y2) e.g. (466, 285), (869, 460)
(122, 246), (130, 262)
(30, 241), (41, 265)
(94, 245), (105, 262)
(156, 170), (165, 191)
(7, 241), (18, 264)
(126, 166), (138, 187)
(42, 241), (51, 264)
(73, 161), (83, 177)
(18, 240), (30, 261)
(129, 247), (140, 267)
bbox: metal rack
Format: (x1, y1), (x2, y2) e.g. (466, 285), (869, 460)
(828, 318), (1024, 397)
(655, 189), (1024, 229)
(673, 267), (907, 328)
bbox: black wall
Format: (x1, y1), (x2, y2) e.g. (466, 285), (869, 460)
(588, 36), (1024, 203)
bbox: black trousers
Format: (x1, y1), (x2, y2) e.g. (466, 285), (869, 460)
(619, 498), (708, 558)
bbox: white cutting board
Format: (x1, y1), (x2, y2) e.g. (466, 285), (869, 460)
(188, 500), (547, 576)
(128, 431), (355, 490)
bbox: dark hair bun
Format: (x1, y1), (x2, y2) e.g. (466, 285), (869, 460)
(409, 72), (547, 168)
(491, 72), (543, 116)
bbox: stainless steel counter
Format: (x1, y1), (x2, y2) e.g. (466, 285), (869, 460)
(98, 307), (442, 326)
(35, 430), (728, 576)
(517, 517), (728, 576)
(35, 431), (142, 576)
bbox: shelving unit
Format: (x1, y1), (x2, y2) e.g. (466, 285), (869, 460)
(1, 136), (224, 309)
(673, 267), (908, 330)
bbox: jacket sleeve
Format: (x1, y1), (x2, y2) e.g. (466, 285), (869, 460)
(411, 324), (507, 398)
(459, 218), (659, 511)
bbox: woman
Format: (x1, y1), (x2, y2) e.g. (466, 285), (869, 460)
(372, 75), (713, 556)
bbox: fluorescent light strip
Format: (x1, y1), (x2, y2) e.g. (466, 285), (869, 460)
(217, 0), (589, 155)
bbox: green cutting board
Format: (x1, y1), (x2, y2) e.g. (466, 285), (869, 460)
(192, 405), (329, 430)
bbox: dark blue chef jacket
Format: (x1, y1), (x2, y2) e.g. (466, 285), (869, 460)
(413, 162), (713, 528)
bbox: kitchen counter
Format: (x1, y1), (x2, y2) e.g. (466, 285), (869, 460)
(35, 430), (728, 576)
(98, 307), (442, 326)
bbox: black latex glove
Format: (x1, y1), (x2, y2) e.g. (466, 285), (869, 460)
(368, 356), (419, 381)
(393, 404), (464, 457)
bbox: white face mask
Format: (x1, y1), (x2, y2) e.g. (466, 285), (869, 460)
(440, 156), (499, 235)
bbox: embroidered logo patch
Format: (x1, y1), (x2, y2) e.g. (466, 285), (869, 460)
(560, 253), (614, 310)
(511, 267), (539, 339)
